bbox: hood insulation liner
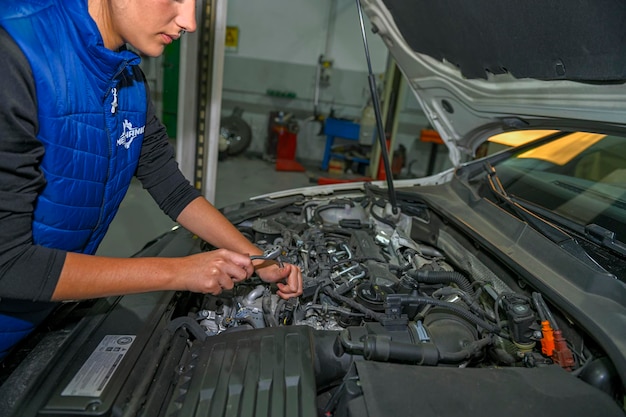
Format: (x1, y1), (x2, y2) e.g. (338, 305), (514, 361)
(382, 0), (626, 81)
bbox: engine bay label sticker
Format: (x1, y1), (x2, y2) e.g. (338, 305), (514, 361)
(61, 335), (136, 397)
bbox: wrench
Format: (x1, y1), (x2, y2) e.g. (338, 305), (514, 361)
(250, 246), (284, 268)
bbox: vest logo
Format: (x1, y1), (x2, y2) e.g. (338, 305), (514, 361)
(117, 119), (145, 149)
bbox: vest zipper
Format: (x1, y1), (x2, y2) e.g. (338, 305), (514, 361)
(111, 87), (118, 114)
(82, 70), (126, 253)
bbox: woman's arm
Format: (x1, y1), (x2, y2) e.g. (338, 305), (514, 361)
(135, 85), (302, 299)
(0, 27), (67, 301)
(176, 197), (303, 299)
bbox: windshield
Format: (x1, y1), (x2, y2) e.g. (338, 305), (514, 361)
(489, 131), (626, 243)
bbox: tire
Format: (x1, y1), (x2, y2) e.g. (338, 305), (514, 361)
(220, 115), (252, 156)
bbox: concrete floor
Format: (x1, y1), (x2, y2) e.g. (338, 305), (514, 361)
(96, 154), (316, 257)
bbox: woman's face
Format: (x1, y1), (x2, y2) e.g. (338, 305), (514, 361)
(94, 0), (197, 56)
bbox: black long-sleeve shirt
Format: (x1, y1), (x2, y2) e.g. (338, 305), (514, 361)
(0, 27), (200, 301)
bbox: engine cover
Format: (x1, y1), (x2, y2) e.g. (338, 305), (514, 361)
(164, 326), (318, 417)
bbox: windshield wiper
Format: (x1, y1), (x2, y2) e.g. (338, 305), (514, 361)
(498, 190), (626, 257)
(484, 163), (577, 245)
(484, 164), (626, 257)
(584, 223), (626, 255)
(482, 163), (622, 269)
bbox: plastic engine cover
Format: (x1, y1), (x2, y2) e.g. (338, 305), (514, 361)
(164, 326), (318, 417)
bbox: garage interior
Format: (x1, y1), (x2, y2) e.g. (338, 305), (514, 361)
(97, 0), (452, 258)
(5, 2), (626, 416)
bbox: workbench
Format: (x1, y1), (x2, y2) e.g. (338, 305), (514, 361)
(321, 118), (370, 171)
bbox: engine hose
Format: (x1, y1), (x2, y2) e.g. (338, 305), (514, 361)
(243, 285), (265, 306)
(313, 202), (354, 224)
(362, 335), (440, 365)
(433, 287), (496, 322)
(332, 257), (386, 268)
(338, 332), (492, 366)
(326, 286), (498, 335)
(369, 204), (397, 228)
(419, 246), (444, 258)
(389, 294), (501, 335)
(306, 304), (365, 317)
(408, 270), (475, 297)
(324, 287), (387, 322)
(262, 292), (278, 327)
(437, 336), (492, 363)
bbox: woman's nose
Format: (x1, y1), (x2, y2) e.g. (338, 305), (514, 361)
(177, 0), (197, 33)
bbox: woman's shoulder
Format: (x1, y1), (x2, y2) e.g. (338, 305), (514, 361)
(0, 26), (32, 77)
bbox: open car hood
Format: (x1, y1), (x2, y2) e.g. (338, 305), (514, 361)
(361, 0), (626, 165)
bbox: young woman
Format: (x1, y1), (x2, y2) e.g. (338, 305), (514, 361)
(0, 0), (302, 359)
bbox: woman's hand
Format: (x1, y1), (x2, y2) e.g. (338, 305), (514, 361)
(174, 198), (303, 299)
(254, 261), (303, 299)
(179, 249), (254, 295)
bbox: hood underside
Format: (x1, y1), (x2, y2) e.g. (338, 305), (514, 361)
(361, 0), (626, 164)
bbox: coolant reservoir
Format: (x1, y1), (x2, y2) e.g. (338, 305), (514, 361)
(359, 104), (376, 145)
(315, 201), (369, 226)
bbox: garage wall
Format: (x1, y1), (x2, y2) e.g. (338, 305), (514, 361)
(225, 0), (386, 71)
(221, 0), (447, 174)
(139, 0), (452, 176)
(222, 0), (386, 161)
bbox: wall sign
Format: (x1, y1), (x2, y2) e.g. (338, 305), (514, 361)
(226, 26), (239, 52)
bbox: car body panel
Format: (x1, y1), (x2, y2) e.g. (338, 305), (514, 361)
(360, 0), (626, 164)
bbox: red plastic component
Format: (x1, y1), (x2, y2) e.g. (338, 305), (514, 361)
(540, 320), (555, 357)
(552, 329), (575, 370)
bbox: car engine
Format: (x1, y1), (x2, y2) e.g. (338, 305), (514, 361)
(178, 188), (625, 417)
(202, 194), (561, 365)
(3, 188), (623, 417)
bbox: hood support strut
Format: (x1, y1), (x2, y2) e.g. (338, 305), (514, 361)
(355, 0), (398, 214)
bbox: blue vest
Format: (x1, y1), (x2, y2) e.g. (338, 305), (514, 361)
(0, 0), (147, 358)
